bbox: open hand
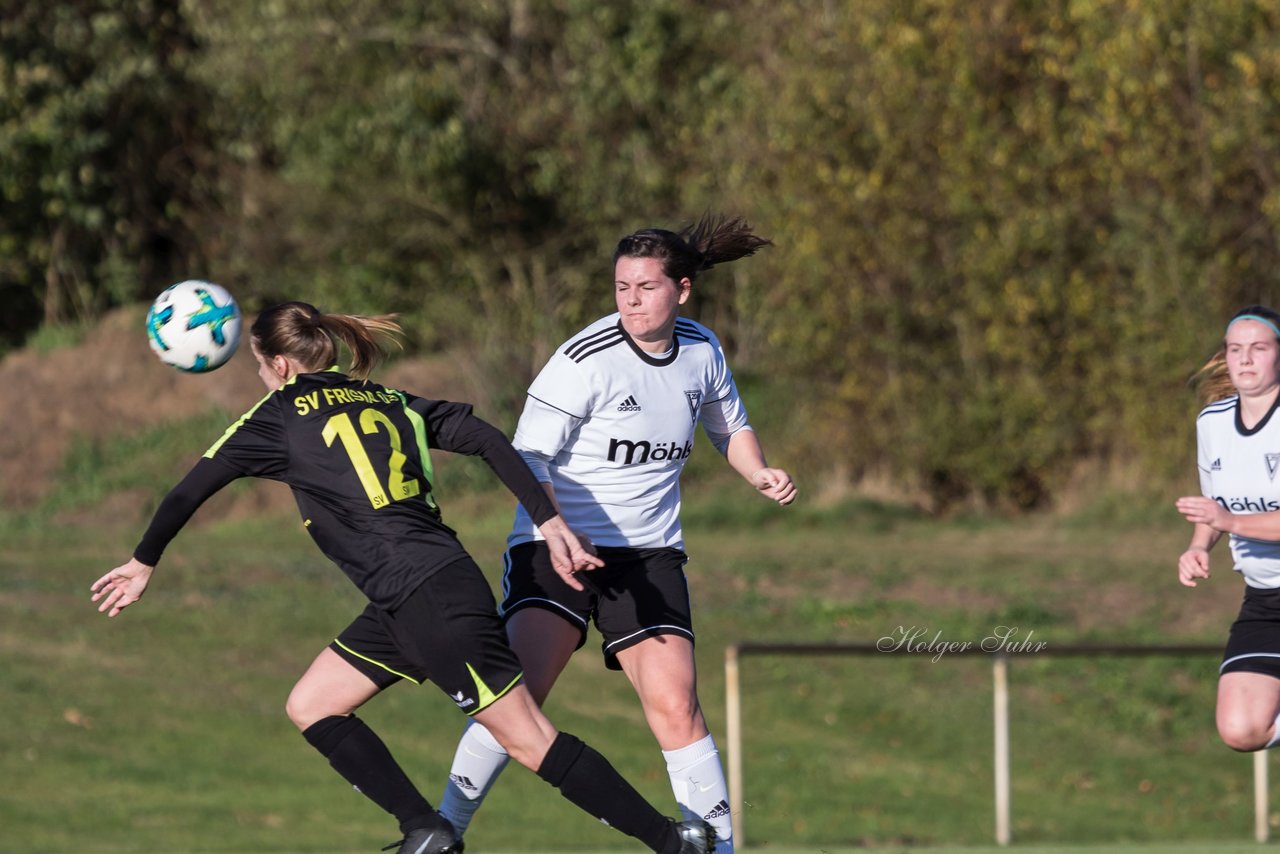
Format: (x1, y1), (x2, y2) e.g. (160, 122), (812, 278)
(537, 516), (605, 591)
(90, 558), (155, 617)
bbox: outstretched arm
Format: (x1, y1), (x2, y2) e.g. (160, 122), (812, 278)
(723, 428), (797, 506)
(431, 409), (604, 582)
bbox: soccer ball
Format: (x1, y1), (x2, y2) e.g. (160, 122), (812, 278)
(145, 280), (242, 373)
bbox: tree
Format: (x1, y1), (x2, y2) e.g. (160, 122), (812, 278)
(0, 0), (224, 349)
(189, 0), (748, 413)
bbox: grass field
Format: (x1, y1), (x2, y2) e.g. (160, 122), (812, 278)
(0, 444), (1271, 852)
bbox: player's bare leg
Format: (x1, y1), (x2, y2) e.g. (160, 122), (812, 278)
(288, 648), (460, 853)
(618, 636), (733, 853)
(439, 608), (579, 832)
(1218, 671), (1280, 751)
(506, 607), (584, 702)
(286, 647), (381, 728)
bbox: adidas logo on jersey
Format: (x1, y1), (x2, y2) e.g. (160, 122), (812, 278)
(1211, 458), (1222, 471)
(617, 394), (642, 412)
(704, 799), (731, 820)
(450, 774), (479, 792)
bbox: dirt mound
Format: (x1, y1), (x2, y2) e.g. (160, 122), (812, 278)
(0, 306), (483, 511)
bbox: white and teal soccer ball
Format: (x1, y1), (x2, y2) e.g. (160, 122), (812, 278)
(145, 280), (242, 373)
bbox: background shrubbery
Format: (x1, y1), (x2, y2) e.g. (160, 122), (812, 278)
(7, 0), (1280, 509)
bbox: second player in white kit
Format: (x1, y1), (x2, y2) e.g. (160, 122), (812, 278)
(439, 215), (797, 851)
(1178, 305), (1280, 753)
(508, 311), (749, 553)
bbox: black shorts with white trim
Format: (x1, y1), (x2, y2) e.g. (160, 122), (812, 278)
(499, 541), (694, 671)
(1222, 584), (1280, 679)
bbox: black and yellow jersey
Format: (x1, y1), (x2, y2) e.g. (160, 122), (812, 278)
(133, 368), (556, 609)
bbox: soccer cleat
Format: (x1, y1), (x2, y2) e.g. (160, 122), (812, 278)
(380, 819), (464, 854)
(674, 818), (716, 854)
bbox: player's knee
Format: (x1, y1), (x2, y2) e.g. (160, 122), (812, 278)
(474, 684), (558, 768)
(286, 685), (348, 731)
(284, 689), (313, 730)
(1217, 715), (1270, 752)
(487, 729), (551, 770)
(659, 687), (701, 719)
(1219, 728), (1266, 752)
(484, 712), (556, 769)
(645, 693), (703, 739)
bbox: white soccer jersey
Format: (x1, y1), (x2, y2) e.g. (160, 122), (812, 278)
(1198, 394), (1280, 588)
(508, 312), (752, 550)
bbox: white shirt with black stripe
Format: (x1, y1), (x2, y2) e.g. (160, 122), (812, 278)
(508, 312), (751, 550)
(1198, 394), (1280, 588)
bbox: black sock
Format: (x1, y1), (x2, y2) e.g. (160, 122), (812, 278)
(536, 731), (679, 853)
(302, 714), (438, 834)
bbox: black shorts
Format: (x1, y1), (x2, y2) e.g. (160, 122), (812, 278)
(1221, 585), (1280, 679)
(498, 542), (693, 671)
(330, 556), (523, 715)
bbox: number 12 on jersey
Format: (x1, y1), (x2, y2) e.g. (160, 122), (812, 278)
(322, 409), (422, 508)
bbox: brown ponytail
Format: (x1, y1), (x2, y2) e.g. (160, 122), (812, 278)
(251, 301), (402, 380)
(613, 212), (771, 283)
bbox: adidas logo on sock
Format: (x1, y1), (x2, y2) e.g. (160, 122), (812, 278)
(450, 773), (478, 792)
(617, 394), (642, 412)
(704, 799), (731, 820)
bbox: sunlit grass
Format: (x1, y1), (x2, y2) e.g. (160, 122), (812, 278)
(0, 473), (1265, 851)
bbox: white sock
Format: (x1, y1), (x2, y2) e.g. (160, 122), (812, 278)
(663, 734), (733, 853)
(438, 720), (511, 835)
(1266, 709), (1280, 749)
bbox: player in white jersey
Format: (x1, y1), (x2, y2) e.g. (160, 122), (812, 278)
(439, 215), (797, 851)
(504, 310), (748, 551)
(1177, 305), (1280, 752)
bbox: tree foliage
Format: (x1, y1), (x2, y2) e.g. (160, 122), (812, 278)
(0, 0), (222, 345)
(5, 0), (1280, 509)
(187, 0), (744, 414)
(717, 0), (1280, 507)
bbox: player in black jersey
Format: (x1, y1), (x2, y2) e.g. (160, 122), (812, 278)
(91, 301), (716, 854)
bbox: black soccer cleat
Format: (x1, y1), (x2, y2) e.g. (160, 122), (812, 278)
(381, 819), (464, 854)
(674, 818), (717, 854)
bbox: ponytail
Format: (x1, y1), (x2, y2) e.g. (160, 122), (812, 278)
(1190, 352), (1234, 406)
(613, 212), (771, 283)
(315, 313), (402, 379)
(251, 302), (402, 380)
(681, 213), (771, 273)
